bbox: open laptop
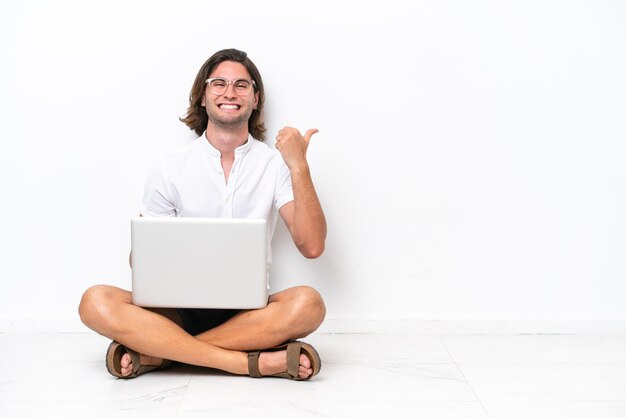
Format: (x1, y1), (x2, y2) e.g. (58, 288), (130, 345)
(131, 217), (268, 309)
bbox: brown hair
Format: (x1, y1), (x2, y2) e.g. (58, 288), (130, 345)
(179, 49), (266, 141)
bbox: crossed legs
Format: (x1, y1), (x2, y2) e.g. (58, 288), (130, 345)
(78, 285), (326, 378)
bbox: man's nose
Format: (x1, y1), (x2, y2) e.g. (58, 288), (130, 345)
(223, 82), (237, 97)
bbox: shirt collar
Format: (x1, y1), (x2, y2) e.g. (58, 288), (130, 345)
(235, 134), (254, 155)
(201, 132), (254, 157)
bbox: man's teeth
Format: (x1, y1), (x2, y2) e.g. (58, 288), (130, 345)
(219, 104), (240, 110)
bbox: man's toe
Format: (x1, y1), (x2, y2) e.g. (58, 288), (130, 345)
(120, 353), (131, 368)
(299, 365), (312, 378)
(300, 353), (311, 369)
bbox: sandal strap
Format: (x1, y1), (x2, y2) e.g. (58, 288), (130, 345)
(247, 351), (262, 378)
(131, 356), (171, 377)
(286, 343), (301, 378)
(125, 348), (143, 375)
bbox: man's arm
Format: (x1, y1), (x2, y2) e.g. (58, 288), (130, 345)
(276, 127), (327, 259)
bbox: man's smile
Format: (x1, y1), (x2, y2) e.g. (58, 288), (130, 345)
(218, 104), (241, 110)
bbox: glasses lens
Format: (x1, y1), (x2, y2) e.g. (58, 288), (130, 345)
(207, 78), (253, 95)
(233, 79), (252, 92)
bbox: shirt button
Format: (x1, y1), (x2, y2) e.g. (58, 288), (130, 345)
(218, 170), (223, 175)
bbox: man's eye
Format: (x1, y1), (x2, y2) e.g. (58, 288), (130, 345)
(211, 80), (227, 88)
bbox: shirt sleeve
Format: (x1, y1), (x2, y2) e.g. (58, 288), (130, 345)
(140, 162), (177, 217)
(274, 159), (294, 211)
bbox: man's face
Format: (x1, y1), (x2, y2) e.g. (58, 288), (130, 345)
(201, 60), (259, 129)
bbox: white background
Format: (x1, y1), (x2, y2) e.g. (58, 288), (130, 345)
(1, 0), (624, 332)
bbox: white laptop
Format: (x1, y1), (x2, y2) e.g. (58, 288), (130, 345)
(131, 217), (268, 309)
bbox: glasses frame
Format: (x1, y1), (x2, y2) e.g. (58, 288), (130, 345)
(205, 77), (257, 96)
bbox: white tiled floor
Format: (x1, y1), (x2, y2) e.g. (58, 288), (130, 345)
(2, 333), (626, 417)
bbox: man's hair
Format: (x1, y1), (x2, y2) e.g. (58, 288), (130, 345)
(180, 48), (266, 141)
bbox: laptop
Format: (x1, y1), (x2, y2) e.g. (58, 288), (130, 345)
(131, 217), (268, 309)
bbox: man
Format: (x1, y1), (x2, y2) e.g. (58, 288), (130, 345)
(78, 49), (327, 381)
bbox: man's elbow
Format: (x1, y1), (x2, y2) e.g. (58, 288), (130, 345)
(299, 242), (325, 259)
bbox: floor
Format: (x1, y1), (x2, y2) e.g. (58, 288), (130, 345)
(2, 333), (626, 417)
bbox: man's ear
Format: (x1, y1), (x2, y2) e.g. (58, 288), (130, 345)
(201, 95), (206, 107)
(253, 92), (259, 109)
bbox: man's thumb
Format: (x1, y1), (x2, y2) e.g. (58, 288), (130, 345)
(304, 128), (319, 143)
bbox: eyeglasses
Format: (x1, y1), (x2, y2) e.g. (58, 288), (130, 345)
(205, 77), (256, 96)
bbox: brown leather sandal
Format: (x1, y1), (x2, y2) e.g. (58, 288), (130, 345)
(105, 341), (172, 379)
(247, 341), (321, 381)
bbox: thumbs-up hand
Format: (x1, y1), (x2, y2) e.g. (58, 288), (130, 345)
(275, 126), (319, 171)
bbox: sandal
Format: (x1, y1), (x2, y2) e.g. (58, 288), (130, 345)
(105, 341), (172, 379)
(247, 341), (321, 381)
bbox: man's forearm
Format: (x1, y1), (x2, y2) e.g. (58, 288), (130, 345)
(290, 164), (327, 259)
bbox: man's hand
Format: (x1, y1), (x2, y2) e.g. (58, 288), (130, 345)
(275, 126), (319, 171)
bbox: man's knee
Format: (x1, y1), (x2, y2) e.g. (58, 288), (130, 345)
(286, 286), (326, 334)
(78, 285), (122, 329)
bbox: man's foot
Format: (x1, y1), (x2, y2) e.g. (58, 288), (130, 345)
(119, 352), (163, 377)
(258, 350), (313, 379)
(247, 341), (321, 380)
(105, 341), (171, 379)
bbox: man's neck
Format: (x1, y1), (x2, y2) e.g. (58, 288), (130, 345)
(205, 123), (249, 159)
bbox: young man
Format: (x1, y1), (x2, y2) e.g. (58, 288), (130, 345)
(78, 49), (327, 381)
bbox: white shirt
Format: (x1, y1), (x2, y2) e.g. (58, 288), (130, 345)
(141, 134), (294, 267)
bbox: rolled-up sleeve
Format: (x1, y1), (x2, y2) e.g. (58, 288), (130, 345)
(141, 163), (177, 217)
(274, 160), (294, 211)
